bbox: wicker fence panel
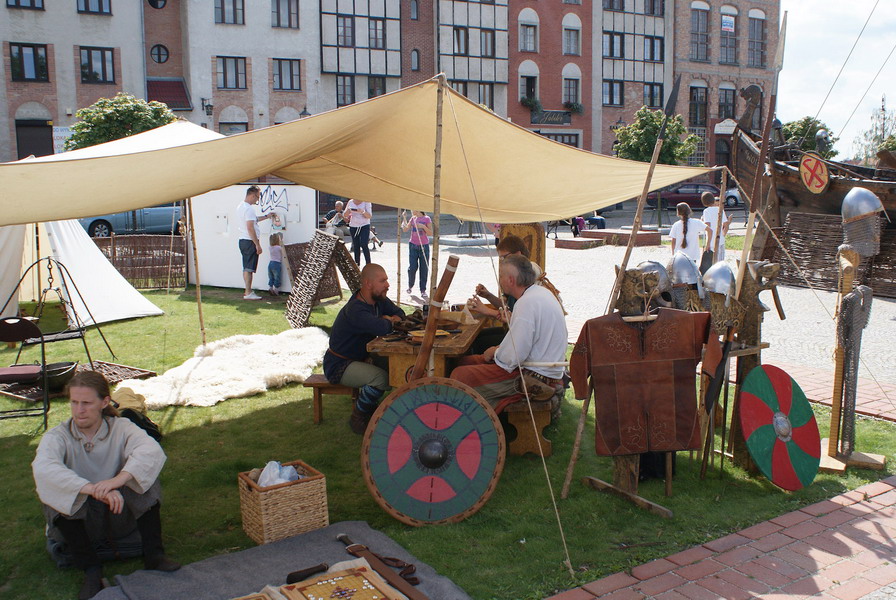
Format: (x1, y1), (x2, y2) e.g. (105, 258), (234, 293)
(92, 235), (187, 289)
(771, 213), (894, 299)
(284, 242), (342, 302)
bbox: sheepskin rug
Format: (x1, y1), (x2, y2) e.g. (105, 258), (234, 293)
(117, 328), (330, 409)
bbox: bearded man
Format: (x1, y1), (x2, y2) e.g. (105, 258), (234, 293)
(323, 263), (404, 433)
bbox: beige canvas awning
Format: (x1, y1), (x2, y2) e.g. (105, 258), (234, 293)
(0, 77), (711, 227)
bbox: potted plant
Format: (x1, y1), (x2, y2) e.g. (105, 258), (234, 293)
(520, 96), (542, 113)
(563, 101), (584, 115)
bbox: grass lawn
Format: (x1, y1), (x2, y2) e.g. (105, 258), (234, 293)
(2, 286), (893, 600)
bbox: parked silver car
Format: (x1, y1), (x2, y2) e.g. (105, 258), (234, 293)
(78, 203), (182, 237)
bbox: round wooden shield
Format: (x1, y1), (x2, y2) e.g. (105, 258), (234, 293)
(799, 152), (830, 195)
(361, 377), (506, 526)
(739, 365), (821, 491)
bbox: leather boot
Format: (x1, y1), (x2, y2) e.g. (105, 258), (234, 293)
(137, 503), (181, 572)
(349, 404), (372, 435)
(79, 566), (104, 600)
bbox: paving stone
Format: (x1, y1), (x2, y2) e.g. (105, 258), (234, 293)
(856, 482), (895, 498)
(750, 532), (796, 553)
(672, 581), (730, 600)
(860, 583), (896, 600)
(817, 510), (863, 528)
(651, 590), (691, 600)
(738, 520), (784, 540)
(735, 561), (796, 588)
(632, 572), (686, 596)
(782, 519), (829, 540)
(821, 559), (871, 585)
(716, 568), (773, 595)
(827, 577), (884, 600)
(754, 553), (811, 581)
(864, 562), (896, 586)
(599, 588), (646, 600)
(630, 558), (676, 581)
(694, 574), (755, 600)
(772, 510), (815, 527)
(702, 533), (750, 553)
(714, 545), (764, 567)
(665, 545), (715, 566)
(581, 573), (639, 597)
(780, 574), (835, 596)
(804, 500), (845, 516)
(674, 558), (726, 581)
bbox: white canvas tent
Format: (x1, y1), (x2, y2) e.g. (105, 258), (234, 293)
(0, 77), (711, 228)
(0, 220), (163, 324)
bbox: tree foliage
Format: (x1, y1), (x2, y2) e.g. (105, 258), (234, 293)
(64, 93), (177, 151)
(881, 135), (896, 153)
(781, 116), (839, 159)
(851, 96), (896, 165)
(614, 106), (700, 165)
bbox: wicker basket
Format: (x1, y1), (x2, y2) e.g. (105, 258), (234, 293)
(238, 459), (329, 544)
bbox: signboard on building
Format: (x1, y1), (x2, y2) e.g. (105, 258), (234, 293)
(714, 119), (738, 135)
(53, 127), (73, 154)
(530, 111), (572, 126)
(721, 15), (735, 33)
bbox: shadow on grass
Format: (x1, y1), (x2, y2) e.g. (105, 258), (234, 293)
(2, 382), (893, 600)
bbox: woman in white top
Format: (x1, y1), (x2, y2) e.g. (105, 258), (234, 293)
(668, 202), (710, 262)
(342, 199), (373, 265)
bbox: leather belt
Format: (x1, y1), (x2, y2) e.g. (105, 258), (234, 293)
(326, 348), (352, 361)
(523, 369), (563, 386)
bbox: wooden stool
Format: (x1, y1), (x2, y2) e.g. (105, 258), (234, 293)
(301, 374), (358, 424)
(503, 400), (552, 457)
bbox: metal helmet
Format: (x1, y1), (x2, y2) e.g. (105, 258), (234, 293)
(635, 260), (672, 306)
(668, 252), (704, 291)
(702, 261), (736, 306)
(841, 187), (884, 257)
(841, 187), (884, 223)
(815, 129), (831, 154)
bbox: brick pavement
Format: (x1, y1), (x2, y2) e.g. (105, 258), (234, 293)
(546, 478), (896, 600)
(546, 364), (896, 600)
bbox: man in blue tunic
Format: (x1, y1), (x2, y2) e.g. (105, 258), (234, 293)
(324, 263), (404, 433)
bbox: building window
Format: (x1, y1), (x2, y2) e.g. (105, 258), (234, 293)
(410, 0), (418, 19)
(542, 133), (579, 147)
(644, 0), (662, 16)
(521, 75), (537, 101)
(563, 29), (580, 56)
(690, 8), (709, 62)
(216, 56), (246, 89)
(450, 80), (468, 96)
(719, 88), (735, 119)
(411, 49), (420, 71)
(644, 36), (663, 62)
(563, 78), (579, 105)
(272, 0), (299, 28)
(147, 0), (166, 8)
(720, 14), (737, 64)
(215, 0), (244, 24)
(8, 0), (44, 8)
(273, 58), (301, 90)
(220, 122), (248, 135)
(643, 83), (663, 108)
(453, 27), (468, 56)
(337, 16), (355, 47)
(78, 0), (110, 14)
(603, 0), (623, 11)
(716, 138), (731, 168)
(10, 43), (49, 81)
(687, 127), (706, 165)
(150, 44), (169, 63)
(520, 24), (537, 52)
(80, 47), (114, 83)
(481, 29), (496, 58)
(563, 0), (582, 4)
(603, 80), (623, 106)
(369, 18), (386, 49)
(689, 86), (707, 127)
(337, 75), (355, 106)
(479, 82), (494, 109)
(748, 17), (767, 68)
(603, 32), (624, 58)
(368, 75), (386, 98)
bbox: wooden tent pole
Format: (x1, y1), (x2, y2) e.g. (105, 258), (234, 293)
(396, 207), (402, 306)
(186, 198), (207, 345)
(429, 74), (445, 299)
(562, 76), (683, 500)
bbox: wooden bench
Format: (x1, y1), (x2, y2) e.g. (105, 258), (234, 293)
(503, 400), (553, 457)
(302, 373), (357, 424)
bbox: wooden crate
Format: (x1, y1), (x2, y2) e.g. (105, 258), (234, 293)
(238, 459), (329, 544)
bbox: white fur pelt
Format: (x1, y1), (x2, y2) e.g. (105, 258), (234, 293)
(117, 328), (330, 409)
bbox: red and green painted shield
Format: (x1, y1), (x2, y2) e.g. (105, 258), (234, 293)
(739, 365), (821, 491)
(362, 377), (506, 526)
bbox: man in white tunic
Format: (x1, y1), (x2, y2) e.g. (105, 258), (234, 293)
(451, 254), (568, 413)
(32, 372), (179, 600)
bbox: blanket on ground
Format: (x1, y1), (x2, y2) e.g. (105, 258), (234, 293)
(93, 521), (471, 600)
(117, 328), (329, 409)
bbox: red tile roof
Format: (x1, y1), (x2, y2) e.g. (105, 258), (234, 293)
(146, 79), (192, 111)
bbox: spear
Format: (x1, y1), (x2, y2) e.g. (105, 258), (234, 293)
(562, 76), (683, 499)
